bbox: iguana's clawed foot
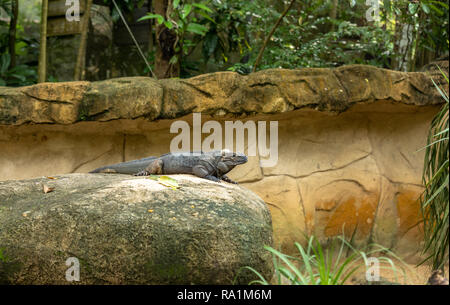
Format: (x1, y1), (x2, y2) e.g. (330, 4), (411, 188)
(134, 170), (150, 176)
(205, 175), (237, 184)
(204, 175), (221, 182)
(221, 175), (238, 184)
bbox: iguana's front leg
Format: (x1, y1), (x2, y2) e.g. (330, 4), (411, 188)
(135, 159), (164, 176)
(204, 175), (221, 182)
(221, 175), (238, 184)
(192, 165), (221, 182)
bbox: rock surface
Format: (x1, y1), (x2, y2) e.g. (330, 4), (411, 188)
(0, 64), (448, 262)
(0, 65), (446, 125)
(0, 174), (273, 284)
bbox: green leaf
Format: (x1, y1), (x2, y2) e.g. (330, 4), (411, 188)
(264, 245), (307, 283)
(202, 33), (218, 59)
(197, 9), (216, 23)
(420, 70), (449, 270)
(164, 20), (173, 29)
(240, 266), (269, 285)
(137, 13), (165, 25)
(192, 3), (213, 13)
(428, 3), (444, 15)
(0, 53), (11, 75)
(169, 55), (179, 65)
(173, 0), (180, 9)
(420, 2), (430, 14)
(408, 2), (418, 14)
(10, 73), (26, 82)
(181, 4), (193, 19)
(158, 176), (179, 190)
(186, 23), (208, 35)
(15, 41), (28, 56)
(111, 9), (119, 22)
(430, 0), (448, 9)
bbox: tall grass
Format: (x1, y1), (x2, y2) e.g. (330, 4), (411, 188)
(244, 235), (411, 285)
(420, 68), (449, 270)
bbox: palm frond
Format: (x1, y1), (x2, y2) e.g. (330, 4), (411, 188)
(420, 68), (449, 270)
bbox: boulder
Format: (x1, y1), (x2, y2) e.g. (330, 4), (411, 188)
(0, 63), (448, 262)
(0, 174), (273, 284)
(0, 65), (446, 125)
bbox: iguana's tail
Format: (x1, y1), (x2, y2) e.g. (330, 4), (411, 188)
(89, 156), (157, 175)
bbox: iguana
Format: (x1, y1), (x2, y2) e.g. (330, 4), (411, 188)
(89, 150), (248, 184)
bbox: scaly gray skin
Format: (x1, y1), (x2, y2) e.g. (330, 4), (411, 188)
(89, 150), (248, 184)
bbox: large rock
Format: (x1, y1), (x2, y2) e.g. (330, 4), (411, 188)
(0, 63), (448, 262)
(0, 65), (446, 125)
(0, 174), (273, 284)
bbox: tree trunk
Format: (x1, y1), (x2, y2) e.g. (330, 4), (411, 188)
(392, 7), (403, 70)
(154, 0), (179, 78)
(392, 2), (415, 71)
(38, 0), (48, 83)
(252, 0), (296, 73)
(148, 0), (154, 54)
(329, 0), (338, 31)
(74, 0), (94, 81)
(8, 0), (18, 69)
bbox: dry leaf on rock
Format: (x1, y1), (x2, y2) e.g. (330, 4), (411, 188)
(43, 185), (55, 193)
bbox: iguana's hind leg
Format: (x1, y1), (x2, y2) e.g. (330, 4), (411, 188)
(135, 159), (163, 176)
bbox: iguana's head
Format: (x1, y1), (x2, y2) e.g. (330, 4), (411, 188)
(218, 149), (248, 165)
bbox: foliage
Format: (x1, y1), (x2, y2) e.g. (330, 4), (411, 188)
(102, 0), (147, 22)
(138, 0), (213, 70)
(201, 0), (397, 72)
(379, 0), (449, 71)
(20, 0), (445, 79)
(203, 0), (448, 73)
(203, 0), (253, 66)
(0, 0), (12, 26)
(0, 52), (36, 86)
(242, 235), (411, 285)
(0, 0), (37, 86)
(420, 68), (449, 270)
(0, 0), (448, 82)
(227, 62), (252, 74)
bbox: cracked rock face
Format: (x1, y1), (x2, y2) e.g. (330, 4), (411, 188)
(0, 64), (447, 262)
(0, 174), (273, 284)
(0, 64), (446, 125)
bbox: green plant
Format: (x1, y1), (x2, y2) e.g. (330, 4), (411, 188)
(420, 68), (449, 270)
(102, 0), (147, 22)
(138, 0), (213, 69)
(0, 52), (36, 86)
(0, 0), (38, 86)
(227, 62), (251, 75)
(243, 235), (410, 285)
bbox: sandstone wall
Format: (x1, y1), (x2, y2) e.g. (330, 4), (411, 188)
(0, 64), (446, 261)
